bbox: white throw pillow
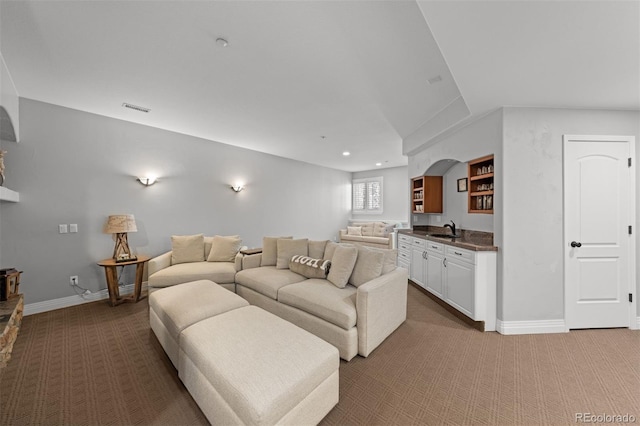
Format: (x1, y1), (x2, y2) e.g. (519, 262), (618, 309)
(261, 236), (292, 266)
(347, 226), (362, 236)
(349, 246), (384, 287)
(207, 235), (242, 262)
(276, 238), (309, 269)
(327, 245), (358, 288)
(171, 234), (205, 264)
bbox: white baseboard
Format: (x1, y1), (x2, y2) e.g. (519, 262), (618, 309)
(24, 283), (139, 316)
(496, 319), (567, 335)
(636, 317), (640, 330)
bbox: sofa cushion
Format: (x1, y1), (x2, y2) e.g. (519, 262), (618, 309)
(308, 240), (328, 259)
(278, 279), (357, 330)
(352, 222), (374, 237)
(323, 241), (353, 261)
(171, 234), (205, 264)
(261, 236), (292, 266)
(373, 222), (395, 237)
(207, 235), (241, 262)
(235, 266), (307, 300)
(349, 246), (384, 287)
(340, 234), (389, 245)
(289, 255), (331, 279)
(276, 238), (308, 269)
(366, 247), (398, 275)
(347, 226), (362, 236)
(149, 261), (237, 287)
(327, 245), (358, 289)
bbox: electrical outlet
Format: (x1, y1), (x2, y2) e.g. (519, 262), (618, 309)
(70, 275), (78, 286)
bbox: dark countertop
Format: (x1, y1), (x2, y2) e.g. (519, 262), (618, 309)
(398, 227), (497, 252)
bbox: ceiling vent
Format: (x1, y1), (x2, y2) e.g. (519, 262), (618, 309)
(122, 103), (150, 113)
(428, 75), (442, 85)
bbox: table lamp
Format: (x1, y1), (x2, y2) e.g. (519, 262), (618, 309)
(105, 214), (138, 262)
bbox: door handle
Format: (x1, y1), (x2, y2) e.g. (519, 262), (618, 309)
(570, 241), (582, 248)
(443, 258), (447, 267)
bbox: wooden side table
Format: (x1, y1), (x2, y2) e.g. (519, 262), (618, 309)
(97, 255), (150, 306)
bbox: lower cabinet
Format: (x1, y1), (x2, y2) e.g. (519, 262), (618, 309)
(444, 255), (475, 318)
(410, 238), (426, 288)
(397, 234), (412, 271)
(425, 241), (444, 298)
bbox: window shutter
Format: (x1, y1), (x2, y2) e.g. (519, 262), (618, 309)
(353, 182), (366, 211)
(352, 177), (383, 214)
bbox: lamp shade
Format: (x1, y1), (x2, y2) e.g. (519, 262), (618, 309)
(105, 214), (137, 234)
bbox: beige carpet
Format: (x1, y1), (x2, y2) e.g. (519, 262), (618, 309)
(1, 284), (639, 425)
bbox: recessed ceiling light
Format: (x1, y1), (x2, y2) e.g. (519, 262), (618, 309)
(375, 162), (382, 166)
(342, 151), (350, 156)
(216, 38), (229, 48)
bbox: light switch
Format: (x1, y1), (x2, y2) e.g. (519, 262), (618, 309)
(70, 224), (78, 233)
(59, 224), (68, 234)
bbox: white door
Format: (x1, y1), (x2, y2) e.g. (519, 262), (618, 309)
(564, 135), (635, 329)
(426, 251), (444, 298)
(411, 248), (425, 288)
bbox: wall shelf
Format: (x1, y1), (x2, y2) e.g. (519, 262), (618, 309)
(0, 187), (20, 203)
(468, 155), (494, 214)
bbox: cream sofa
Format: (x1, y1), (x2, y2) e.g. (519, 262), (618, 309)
(339, 221), (395, 249)
(148, 235), (243, 293)
(235, 238), (407, 361)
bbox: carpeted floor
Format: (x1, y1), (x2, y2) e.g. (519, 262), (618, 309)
(1, 284), (639, 425)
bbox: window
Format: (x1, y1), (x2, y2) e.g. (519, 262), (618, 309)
(352, 177), (383, 214)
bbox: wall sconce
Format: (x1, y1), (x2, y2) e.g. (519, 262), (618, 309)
(137, 176), (157, 186)
(230, 184), (244, 193)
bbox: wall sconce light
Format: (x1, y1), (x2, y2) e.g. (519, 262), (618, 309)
(137, 176), (157, 186)
(230, 184), (244, 193)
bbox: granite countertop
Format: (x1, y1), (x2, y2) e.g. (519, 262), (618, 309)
(398, 226), (497, 252)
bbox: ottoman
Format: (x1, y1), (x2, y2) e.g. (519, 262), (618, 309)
(179, 305), (339, 426)
(149, 279), (249, 367)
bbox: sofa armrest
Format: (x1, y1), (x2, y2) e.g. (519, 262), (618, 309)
(149, 251), (172, 276)
(234, 251), (244, 272)
(356, 267), (408, 357)
(242, 253), (262, 270)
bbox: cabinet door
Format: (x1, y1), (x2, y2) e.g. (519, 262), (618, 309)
(411, 248), (426, 288)
(426, 251), (444, 298)
(445, 258), (475, 318)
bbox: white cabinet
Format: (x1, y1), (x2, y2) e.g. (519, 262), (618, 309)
(410, 237), (426, 288)
(445, 252), (475, 318)
(425, 241), (444, 298)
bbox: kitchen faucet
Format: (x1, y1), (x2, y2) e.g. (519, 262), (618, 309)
(443, 220), (456, 236)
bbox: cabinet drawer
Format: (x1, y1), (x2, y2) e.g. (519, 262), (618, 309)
(445, 246), (475, 264)
(425, 240), (444, 253)
(398, 234), (411, 244)
(411, 237), (426, 248)
(398, 250), (411, 261)
(398, 241), (412, 252)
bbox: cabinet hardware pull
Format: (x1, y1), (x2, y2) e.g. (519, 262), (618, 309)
(443, 258), (447, 267)
(454, 251), (462, 256)
(431, 245), (438, 249)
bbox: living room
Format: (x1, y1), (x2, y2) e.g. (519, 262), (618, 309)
(1, 1), (639, 425)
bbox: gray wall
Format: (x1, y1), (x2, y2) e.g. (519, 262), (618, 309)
(502, 107), (640, 321)
(0, 99), (351, 304)
(351, 165), (409, 224)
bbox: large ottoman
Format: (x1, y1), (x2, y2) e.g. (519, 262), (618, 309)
(179, 305), (339, 425)
(149, 279), (249, 367)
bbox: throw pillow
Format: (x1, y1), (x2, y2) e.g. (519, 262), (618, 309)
(308, 240), (328, 259)
(349, 246), (385, 287)
(276, 238), (309, 269)
(261, 236), (292, 266)
(289, 255), (331, 279)
(365, 247), (398, 275)
(347, 226), (362, 236)
(207, 235), (242, 262)
(327, 245), (358, 288)
(323, 241), (354, 261)
(171, 234), (205, 265)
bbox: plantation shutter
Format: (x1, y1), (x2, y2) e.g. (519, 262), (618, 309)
(352, 177), (383, 214)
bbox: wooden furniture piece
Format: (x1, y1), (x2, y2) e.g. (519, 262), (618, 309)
(97, 255), (150, 306)
(411, 176), (443, 214)
(468, 155), (494, 214)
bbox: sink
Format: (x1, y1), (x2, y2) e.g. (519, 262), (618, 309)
(429, 233), (461, 239)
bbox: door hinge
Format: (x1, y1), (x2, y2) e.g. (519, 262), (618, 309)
(630, 225), (633, 235)
(629, 158), (632, 167)
(629, 293), (633, 303)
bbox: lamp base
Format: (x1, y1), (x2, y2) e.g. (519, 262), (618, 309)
(112, 233), (136, 263)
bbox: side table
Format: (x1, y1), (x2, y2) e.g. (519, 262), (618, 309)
(97, 255), (150, 306)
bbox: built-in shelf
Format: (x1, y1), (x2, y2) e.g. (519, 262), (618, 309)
(0, 187), (19, 202)
(468, 155), (494, 214)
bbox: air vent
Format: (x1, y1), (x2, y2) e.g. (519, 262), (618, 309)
(122, 103), (150, 113)
(428, 75), (442, 85)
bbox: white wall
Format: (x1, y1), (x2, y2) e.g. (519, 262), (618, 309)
(502, 107), (640, 321)
(0, 52), (19, 142)
(0, 99), (351, 304)
(351, 165), (409, 224)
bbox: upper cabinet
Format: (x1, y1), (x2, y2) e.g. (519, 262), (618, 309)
(468, 155), (494, 214)
(411, 176), (443, 214)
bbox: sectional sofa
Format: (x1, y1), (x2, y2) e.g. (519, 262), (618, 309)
(147, 235), (408, 361)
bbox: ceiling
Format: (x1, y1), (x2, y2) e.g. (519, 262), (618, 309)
(1, 1), (638, 172)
